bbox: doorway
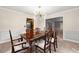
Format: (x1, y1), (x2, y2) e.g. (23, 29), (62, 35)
(46, 17), (63, 39)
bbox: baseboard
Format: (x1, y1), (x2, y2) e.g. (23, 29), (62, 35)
(1, 38), (79, 44)
(0, 36), (20, 44)
(0, 39), (10, 44)
(64, 39), (79, 44)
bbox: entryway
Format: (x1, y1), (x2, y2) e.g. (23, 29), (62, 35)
(46, 17), (63, 39)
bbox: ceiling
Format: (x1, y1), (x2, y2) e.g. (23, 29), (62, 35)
(1, 6), (79, 15)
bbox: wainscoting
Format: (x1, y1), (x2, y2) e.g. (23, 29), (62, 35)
(64, 31), (79, 43)
(0, 29), (25, 43)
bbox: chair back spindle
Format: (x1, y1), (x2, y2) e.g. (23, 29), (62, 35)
(9, 30), (15, 53)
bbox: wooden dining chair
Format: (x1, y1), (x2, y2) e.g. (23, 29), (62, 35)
(9, 30), (29, 53)
(49, 30), (58, 52)
(35, 32), (51, 53)
(52, 31), (58, 48)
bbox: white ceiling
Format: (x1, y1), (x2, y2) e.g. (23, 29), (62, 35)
(1, 6), (79, 15)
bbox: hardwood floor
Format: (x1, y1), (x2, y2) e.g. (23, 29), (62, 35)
(0, 38), (79, 53)
(56, 40), (79, 53)
(0, 41), (11, 53)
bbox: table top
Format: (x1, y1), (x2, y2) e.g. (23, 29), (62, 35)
(20, 31), (45, 42)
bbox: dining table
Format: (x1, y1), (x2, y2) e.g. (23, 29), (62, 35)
(20, 31), (46, 53)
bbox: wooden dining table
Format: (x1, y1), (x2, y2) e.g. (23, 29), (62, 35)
(20, 31), (45, 53)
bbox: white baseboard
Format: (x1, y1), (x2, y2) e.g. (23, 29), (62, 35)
(0, 39), (10, 44)
(0, 36), (20, 44)
(64, 39), (79, 44)
(1, 38), (79, 44)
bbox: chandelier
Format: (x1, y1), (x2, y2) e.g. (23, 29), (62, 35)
(34, 6), (44, 17)
(38, 6), (42, 17)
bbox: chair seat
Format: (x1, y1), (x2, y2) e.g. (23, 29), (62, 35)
(23, 42), (30, 47)
(14, 42), (29, 52)
(14, 40), (26, 46)
(14, 45), (23, 51)
(51, 38), (54, 42)
(35, 40), (49, 49)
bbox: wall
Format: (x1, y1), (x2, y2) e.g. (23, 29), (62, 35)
(0, 7), (33, 43)
(46, 8), (79, 43)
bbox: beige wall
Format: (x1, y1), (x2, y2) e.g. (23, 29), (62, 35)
(47, 8), (79, 43)
(1, 7), (79, 43)
(0, 7), (33, 43)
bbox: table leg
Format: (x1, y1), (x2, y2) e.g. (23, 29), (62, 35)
(29, 41), (32, 53)
(20, 36), (23, 41)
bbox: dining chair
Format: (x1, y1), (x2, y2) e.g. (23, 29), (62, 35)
(35, 32), (51, 53)
(51, 31), (58, 48)
(9, 30), (29, 53)
(49, 31), (56, 52)
(48, 27), (58, 51)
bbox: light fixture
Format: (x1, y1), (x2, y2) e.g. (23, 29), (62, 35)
(34, 6), (44, 17)
(38, 6), (42, 17)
